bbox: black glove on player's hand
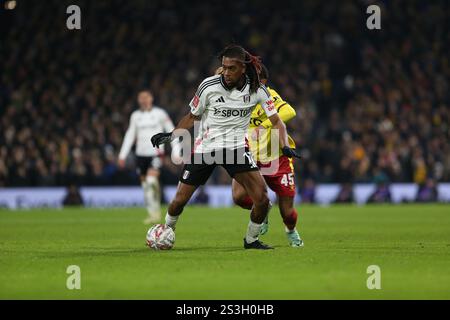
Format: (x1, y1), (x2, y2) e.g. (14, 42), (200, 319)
(281, 146), (301, 159)
(151, 132), (173, 148)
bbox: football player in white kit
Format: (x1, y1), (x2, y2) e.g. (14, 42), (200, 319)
(118, 90), (180, 224)
(151, 45), (300, 249)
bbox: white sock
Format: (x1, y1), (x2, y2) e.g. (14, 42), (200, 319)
(165, 212), (179, 230)
(142, 181), (153, 212)
(141, 180), (150, 208)
(143, 176), (161, 219)
(285, 226), (297, 233)
(245, 220), (262, 244)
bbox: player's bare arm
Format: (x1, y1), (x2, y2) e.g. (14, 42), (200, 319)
(174, 112), (201, 131)
(268, 113), (300, 159)
(268, 113), (289, 148)
(151, 112), (200, 147)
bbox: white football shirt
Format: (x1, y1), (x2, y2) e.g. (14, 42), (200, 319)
(188, 75), (276, 153)
(119, 106), (178, 158)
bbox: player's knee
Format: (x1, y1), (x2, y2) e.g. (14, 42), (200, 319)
(252, 191), (270, 209)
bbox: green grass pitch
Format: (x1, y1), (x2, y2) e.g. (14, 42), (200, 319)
(0, 204), (449, 299)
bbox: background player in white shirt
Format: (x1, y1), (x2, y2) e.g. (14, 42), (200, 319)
(118, 90), (180, 224)
(151, 45), (300, 249)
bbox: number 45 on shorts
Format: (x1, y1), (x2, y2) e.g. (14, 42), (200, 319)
(280, 173), (294, 186)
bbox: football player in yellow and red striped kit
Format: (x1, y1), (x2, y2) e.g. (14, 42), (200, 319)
(232, 65), (303, 247)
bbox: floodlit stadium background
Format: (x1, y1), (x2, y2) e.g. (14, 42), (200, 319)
(0, 0), (449, 207)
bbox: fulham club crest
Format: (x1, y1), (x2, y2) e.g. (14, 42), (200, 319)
(243, 94), (251, 103)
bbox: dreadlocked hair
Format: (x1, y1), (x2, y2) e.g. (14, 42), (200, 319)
(218, 44), (262, 93)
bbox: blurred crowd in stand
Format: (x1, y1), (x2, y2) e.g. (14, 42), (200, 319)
(1, 1), (448, 204)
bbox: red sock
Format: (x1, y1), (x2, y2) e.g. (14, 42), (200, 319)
(283, 208), (298, 231)
(238, 196), (253, 210)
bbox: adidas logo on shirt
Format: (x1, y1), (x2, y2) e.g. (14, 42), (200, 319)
(215, 96), (225, 103)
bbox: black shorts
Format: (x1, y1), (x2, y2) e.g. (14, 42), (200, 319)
(180, 148), (259, 186)
(136, 156), (162, 176)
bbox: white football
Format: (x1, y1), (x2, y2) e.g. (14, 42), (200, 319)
(146, 224), (175, 250)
